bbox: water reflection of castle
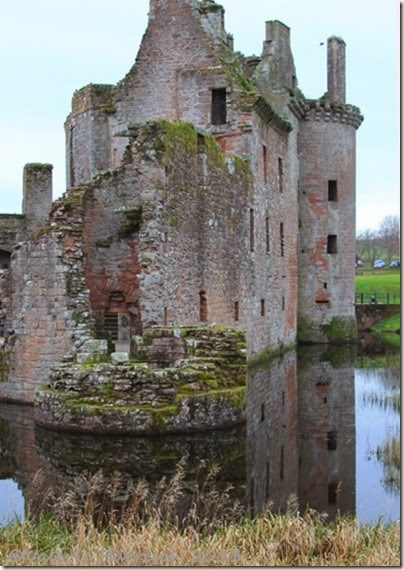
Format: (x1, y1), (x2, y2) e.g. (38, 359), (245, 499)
(0, 346), (357, 521)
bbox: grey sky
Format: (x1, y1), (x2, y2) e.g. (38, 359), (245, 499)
(0, 0), (399, 231)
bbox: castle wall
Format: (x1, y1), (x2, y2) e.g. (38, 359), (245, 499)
(0, 190), (94, 404)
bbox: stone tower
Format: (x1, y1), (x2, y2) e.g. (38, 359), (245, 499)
(297, 37), (363, 343)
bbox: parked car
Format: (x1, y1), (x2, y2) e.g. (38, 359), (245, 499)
(390, 260), (400, 268)
(373, 259), (385, 268)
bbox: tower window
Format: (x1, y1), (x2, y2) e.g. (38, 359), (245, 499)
(263, 145), (268, 184)
(211, 88), (227, 125)
(261, 299), (266, 316)
(328, 180), (338, 201)
(327, 235), (338, 254)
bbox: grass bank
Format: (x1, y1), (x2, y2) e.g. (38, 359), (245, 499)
(0, 510), (400, 566)
(371, 314), (401, 347)
(355, 269), (400, 304)
(0, 468), (400, 567)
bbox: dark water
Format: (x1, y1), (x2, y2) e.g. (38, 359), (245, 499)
(0, 341), (400, 526)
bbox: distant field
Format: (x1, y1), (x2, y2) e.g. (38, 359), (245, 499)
(355, 269), (401, 304)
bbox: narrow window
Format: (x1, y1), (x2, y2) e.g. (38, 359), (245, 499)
(199, 291), (208, 322)
(234, 301), (240, 322)
(211, 88), (227, 125)
(250, 208), (255, 252)
(263, 145), (268, 184)
(282, 296), (285, 311)
(261, 299), (266, 316)
(280, 223), (285, 257)
(328, 180), (338, 201)
(327, 430), (338, 451)
(327, 235), (338, 254)
(164, 307), (168, 326)
(278, 157), (284, 192)
(265, 217), (270, 253)
(261, 403), (265, 422)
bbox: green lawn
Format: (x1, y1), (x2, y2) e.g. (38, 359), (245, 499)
(355, 269), (401, 304)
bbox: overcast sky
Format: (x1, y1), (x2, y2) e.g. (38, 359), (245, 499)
(0, 0), (399, 232)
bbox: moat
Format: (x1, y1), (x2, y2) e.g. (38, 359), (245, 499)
(0, 341), (400, 526)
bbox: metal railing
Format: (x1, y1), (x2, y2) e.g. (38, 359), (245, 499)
(355, 293), (400, 305)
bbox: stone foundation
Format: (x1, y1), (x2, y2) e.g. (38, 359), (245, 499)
(35, 326), (247, 434)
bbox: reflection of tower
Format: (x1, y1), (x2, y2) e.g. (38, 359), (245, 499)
(246, 351), (298, 515)
(297, 345), (356, 519)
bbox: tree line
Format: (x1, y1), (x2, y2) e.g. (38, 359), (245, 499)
(356, 215), (400, 265)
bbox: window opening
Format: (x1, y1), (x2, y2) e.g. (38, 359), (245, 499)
(261, 403), (265, 422)
(250, 208), (255, 252)
(278, 157), (284, 192)
(263, 145), (268, 184)
(327, 235), (338, 254)
(234, 301), (240, 322)
(266, 217), (270, 253)
(280, 223), (285, 257)
(211, 88), (227, 125)
(200, 291), (208, 322)
(327, 430), (338, 451)
(328, 180), (338, 201)
(261, 299), (266, 317)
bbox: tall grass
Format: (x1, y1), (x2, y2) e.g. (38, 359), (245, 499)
(0, 467), (400, 567)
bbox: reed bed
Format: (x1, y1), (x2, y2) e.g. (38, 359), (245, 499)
(0, 466), (400, 567)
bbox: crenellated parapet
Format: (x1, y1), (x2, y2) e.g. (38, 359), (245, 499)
(303, 99), (364, 129)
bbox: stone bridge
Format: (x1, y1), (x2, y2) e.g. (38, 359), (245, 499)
(355, 304), (400, 332)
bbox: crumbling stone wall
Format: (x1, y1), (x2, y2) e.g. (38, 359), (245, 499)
(0, 189), (95, 403)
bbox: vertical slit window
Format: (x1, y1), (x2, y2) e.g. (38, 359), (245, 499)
(328, 180), (338, 201)
(263, 145), (268, 184)
(211, 88), (227, 125)
(266, 217), (270, 253)
(234, 301), (240, 322)
(327, 235), (338, 254)
(278, 157), (284, 192)
(250, 208), (255, 252)
(280, 223), (285, 257)
(199, 291), (208, 322)
(164, 307), (168, 326)
(261, 299), (266, 317)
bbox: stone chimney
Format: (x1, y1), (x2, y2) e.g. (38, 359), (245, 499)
(327, 36), (346, 103)
(22, 163), (53, 234)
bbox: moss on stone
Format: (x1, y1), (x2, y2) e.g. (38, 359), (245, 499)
(162, 120), (198, 159)
(321, 317), (358, 343)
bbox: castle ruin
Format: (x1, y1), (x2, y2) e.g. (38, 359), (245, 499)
(0, 0), (363, 433)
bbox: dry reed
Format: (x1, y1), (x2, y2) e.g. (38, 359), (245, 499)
(0, 465), (400, 567)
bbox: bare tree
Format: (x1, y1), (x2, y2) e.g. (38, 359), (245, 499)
(378, 215), (400, 264)
(356, 229), (381, 265)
